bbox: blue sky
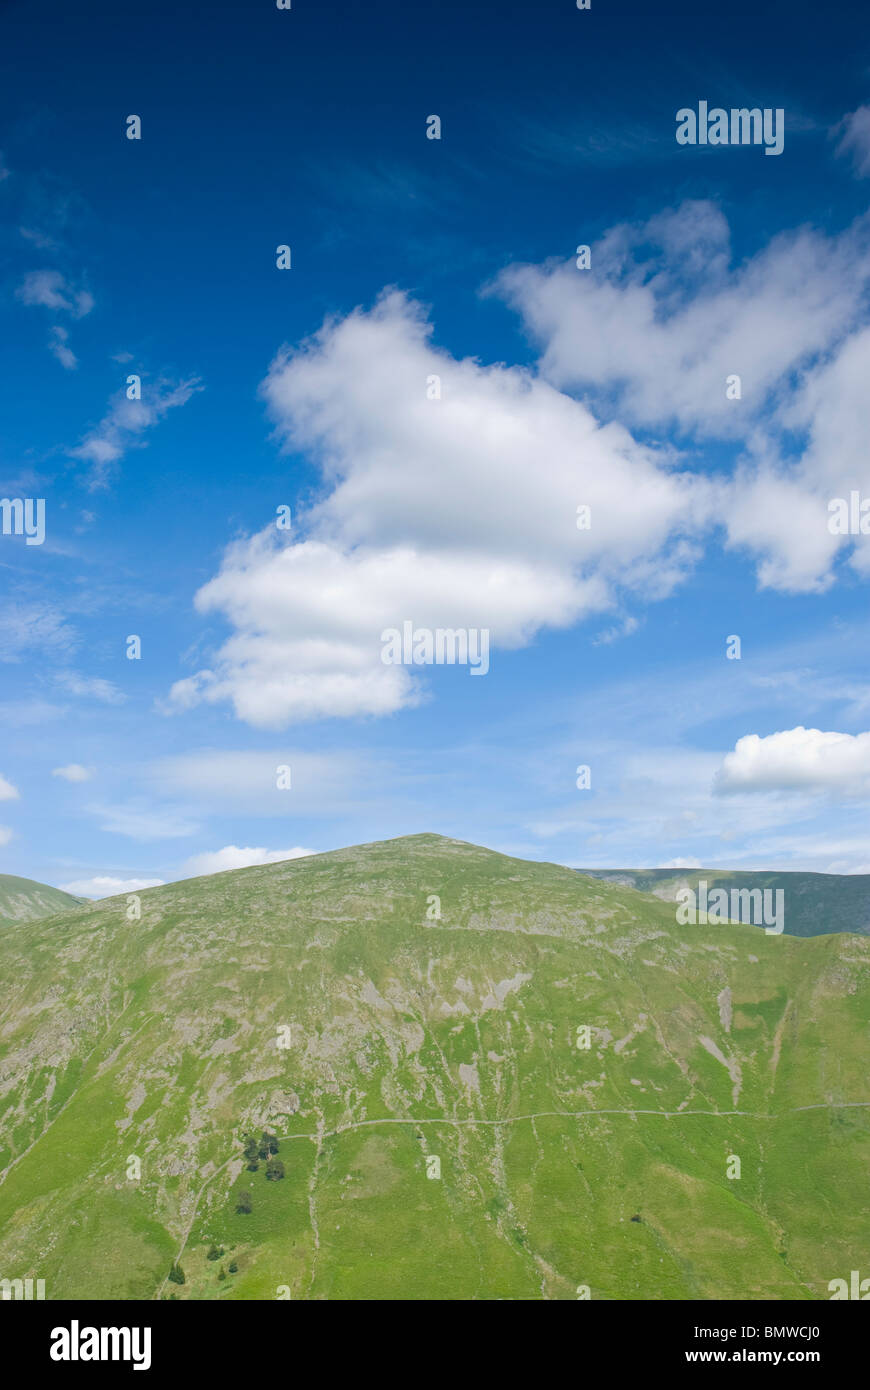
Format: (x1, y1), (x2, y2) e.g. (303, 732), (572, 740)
(3, 0), (870, 896)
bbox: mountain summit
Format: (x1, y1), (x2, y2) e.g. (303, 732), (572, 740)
(0, 833), (868, 1299)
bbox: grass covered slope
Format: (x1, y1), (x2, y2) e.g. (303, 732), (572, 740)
(0, 873), (86, 927)
(578, 868), (870, 938)
(0, 833), (868, 1301)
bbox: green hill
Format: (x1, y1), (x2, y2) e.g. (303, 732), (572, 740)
(0, 833), (868, 1301)
(578, 868), (870, 938)
(0, 873), (86, 927)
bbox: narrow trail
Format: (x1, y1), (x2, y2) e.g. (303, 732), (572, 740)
(308, 1101), (870, 1133)
(155, 1099), (870, 1297)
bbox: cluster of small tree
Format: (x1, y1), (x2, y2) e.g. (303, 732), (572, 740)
(207, 1244), (225, 1261)
(233, 1130), (286, 1214)
(168, 1263), (185, 1285)
(242, 1130), (281, 1172)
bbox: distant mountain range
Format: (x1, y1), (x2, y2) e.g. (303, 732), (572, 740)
(1, 834), (868, 1300)
(0, 873), (86, 927)
(576, 869), (870, 938)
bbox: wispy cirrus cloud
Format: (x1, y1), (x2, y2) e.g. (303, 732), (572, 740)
(149, 748), (378, 817)
(52, 764), (93, 783)
(69, 376), (202, 489)
(512, 112), (673, 169)
(0, 699), (67, 727)
(834, 104), (870, 177)
(15, 268), (93, 370)
(16, 268), (93, 317)
(48, 324), (77, 369)
(88, 801), (200, 841)
(19, 225), (58, 251)
(0, 604), (78, 663)
(54, 671), (125, 705)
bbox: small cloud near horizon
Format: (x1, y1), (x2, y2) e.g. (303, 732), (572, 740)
(59, 874), (165, 898)
(182, 845), (317, 877)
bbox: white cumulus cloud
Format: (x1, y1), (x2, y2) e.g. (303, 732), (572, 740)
(167, 188), (870, 730)
(182, 845), (317, 877)
(59, 875), (165, 899)
(715, 727), (870, 796)
(497, 201), (870, 593)
(168, 290), (707, 728)
(496, 202), (870, 437)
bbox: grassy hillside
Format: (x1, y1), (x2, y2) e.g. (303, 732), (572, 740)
(578, 868), (870, 938)
(0, 833), (868, 1301)
(0, 873), (85, 927)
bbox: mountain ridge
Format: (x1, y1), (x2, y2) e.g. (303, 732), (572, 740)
(1, 833), (868, 1299)
(0, 872), (87, 927)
